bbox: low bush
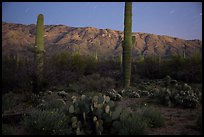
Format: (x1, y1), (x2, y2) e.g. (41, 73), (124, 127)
(37, 98), (66, 111)
(23, 109), (72, 135)
(2, 92), (19, 112)
(2, 124), (15, 135)
(111, 114), (148, 135)
(196, 112), (202, 131)
(149, 76), (200, 108)
(141, 107), (165, 128)
(69, 73), (116, 93)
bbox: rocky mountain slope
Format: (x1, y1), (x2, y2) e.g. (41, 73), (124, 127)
(2, 22), (202, 59)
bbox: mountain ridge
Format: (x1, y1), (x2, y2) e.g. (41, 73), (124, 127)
(2, 22), (202, 59)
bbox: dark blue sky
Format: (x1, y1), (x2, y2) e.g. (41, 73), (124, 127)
(2, 2), (202, 40)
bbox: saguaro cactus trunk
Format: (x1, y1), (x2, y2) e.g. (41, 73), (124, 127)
(122, 2), (132, 88)
(33, 14), (44, 93)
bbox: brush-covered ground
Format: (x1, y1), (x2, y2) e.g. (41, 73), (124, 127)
(2, 78), (202, 135)
(2, 54), (202, 135)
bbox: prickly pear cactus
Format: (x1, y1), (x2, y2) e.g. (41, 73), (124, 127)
(149, 76), (200, 108)
(106, 89), (123, 101)
(67, 94), (121, 135)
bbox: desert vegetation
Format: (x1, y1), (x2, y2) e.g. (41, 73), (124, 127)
(2, 2), (202, 135)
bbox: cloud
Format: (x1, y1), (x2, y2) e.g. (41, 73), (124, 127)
(200, 13), (202, 16)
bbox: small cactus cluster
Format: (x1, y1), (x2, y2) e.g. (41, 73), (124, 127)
(105, 88), (150, 100)
(105, 89), (123, 101)
(149, 76), (200, 108)
(120, 87), (150, 98)
(67, 93), (132, 135)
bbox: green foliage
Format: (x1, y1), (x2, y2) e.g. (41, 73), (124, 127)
(2, 55), (34, 93)
(23, 109), (71, 135)
(66, 94), (127, 135)
(196, 112), (202, 131)
(2, 124), (15, 135)
(51, 51), (71, 70)
(69, 73), (115, 93)
(133, 55), (202, 83)
(2, 92), (19, 112)
(149, 77), (200, 108)
(123, 2), (132, 88)
(141, 107), (165, 128)
(111, 114), (147, 135)
(29, 93), (42, 107)
(50, 51), (98, 73)
(37, 98), (66, 111)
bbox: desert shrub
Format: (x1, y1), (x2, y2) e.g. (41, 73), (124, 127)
(111, 114), (147, 135)
(50, 51), (71, 70)
(23, 109), (71, 135)
(69, 73), (116, 93)
(141, 107), (165, 128)
(132, 55), (202, 83)
(37, 98), (66, 111)
(2, 124), (15, 135)
(97, 60), (121, 82)
(132, 56), (162, 79)
(2, 55), (34, 93)
(149, 79), (200, 108)
(2, 92), (19, 112)
(43, 52), (99, 90)
(161, 55), (202, 83)
(196, 113), (202, 131)
(29, 93), (42, 107)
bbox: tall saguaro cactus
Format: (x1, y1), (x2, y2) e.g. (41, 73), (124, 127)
(33, 14), (45, 93)
(122, 2), (132, 88)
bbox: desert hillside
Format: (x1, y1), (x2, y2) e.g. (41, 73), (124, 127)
(2, 22), (202, 59)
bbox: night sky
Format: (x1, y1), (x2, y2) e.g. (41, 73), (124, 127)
(2, 2), (202, 40)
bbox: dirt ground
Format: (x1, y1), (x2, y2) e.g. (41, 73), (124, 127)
(117, 97), (202, 135)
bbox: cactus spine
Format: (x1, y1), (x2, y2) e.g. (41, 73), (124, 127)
(122, 2), (132, 88)
(34, 14), (44, 93)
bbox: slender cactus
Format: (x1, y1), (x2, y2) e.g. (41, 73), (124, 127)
(95, 51), (98, 62)
(132, 35), (136, 48)
(122, 2), (132, 88)
(183, 45), (186, 59)
(33, 14), (44, 93)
